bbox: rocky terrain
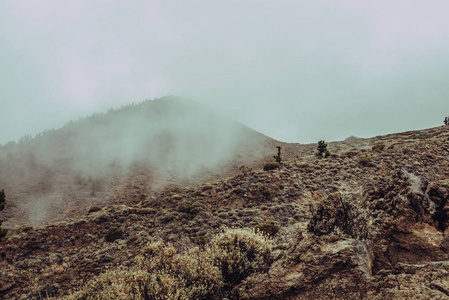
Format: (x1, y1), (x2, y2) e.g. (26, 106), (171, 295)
(1, 123), (449, 299)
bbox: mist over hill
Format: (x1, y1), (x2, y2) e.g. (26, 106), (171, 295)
(0, 96), (290, 227)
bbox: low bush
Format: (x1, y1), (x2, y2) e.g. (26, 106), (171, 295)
(344, 151), (358, 158)
(263, 162), (280, 171)
(252, 184), (272, 202)
(105, 226), (123, 242)
(371, 143), (385, 152)
(208, 227), (273, 285)
(358, 155), (372, 167)
(87, 206), (102, 214)
(308, 193), (353, 236)
(139, 241), (223, 299)
(177, 200), (205, 215)
(64, 269), (150, 300)
(252, 220), (280, 237)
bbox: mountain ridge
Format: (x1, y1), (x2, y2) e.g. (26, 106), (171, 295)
(0, 96), (301, 228)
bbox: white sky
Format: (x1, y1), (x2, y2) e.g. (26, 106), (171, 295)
(1, 0), (449, 144)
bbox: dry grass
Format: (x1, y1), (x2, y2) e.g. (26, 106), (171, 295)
(62, 227), (272, 300)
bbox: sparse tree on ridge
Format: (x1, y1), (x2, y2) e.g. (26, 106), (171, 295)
(316, 140), (330, 158)
(0, 189), (7, 239)
(444, 116), (449, 126)
(273, 146), (282, 164)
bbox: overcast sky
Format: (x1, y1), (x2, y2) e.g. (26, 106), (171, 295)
(1, 1), (449, 144)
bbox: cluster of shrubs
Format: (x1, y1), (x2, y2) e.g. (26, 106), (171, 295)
(65, 227), (273, 300)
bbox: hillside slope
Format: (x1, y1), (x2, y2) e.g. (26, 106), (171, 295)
(1, 125), (449, 299)
(0, 96), (304, 228)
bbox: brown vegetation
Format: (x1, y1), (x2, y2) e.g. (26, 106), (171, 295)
(1, 124), (449, 299)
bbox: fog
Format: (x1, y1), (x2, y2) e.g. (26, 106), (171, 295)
(1, 1), (449, 145)
(55, 97), (268, 178)
(0, 97), (272, 226)
(2, 1), (449, 226)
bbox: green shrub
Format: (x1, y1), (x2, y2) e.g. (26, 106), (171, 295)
(371, 143), (385, 152)
(252, 220), (280, 237)
(263, 162), (280, 171)
(252, 184), (272, 202)
(208, 227), (273, 285)
(358, 155), (372, 167)
(105, 226), (123, 242)
(140, 241), (223, 299)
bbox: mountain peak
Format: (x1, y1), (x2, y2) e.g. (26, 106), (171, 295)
(0, 96), (284, 227)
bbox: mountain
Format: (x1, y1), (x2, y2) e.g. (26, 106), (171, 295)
(1, 124), (449, 299)
(0, 96), (303, 228)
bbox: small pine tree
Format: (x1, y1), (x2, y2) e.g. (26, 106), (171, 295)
(0, 189), (7, 239)
(444, 116), (449, 126)
(316, 140), (330, 158)
(273, 146), (282, 164)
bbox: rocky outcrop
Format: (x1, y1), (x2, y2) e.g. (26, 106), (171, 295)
(234, 234), (374, 299)
(233, 150), (449, 299)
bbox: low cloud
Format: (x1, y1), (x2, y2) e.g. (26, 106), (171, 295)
(1, 1), (449, 144)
